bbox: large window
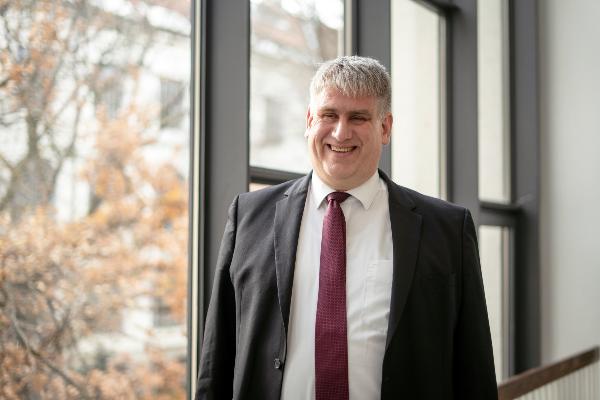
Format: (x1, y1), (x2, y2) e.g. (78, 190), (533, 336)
(195, 0), (540, 389)
(479, 225), (512, 381)
(0, 1), (191, 398)
(478, 0), (511, 203)
(476, 0), (524, 378)
(249, 0), (345, 174)
(390, 0), (446, 199)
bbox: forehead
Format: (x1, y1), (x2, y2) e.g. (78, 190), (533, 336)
(312, 87), (378, 112)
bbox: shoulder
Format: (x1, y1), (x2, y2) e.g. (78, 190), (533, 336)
(382, 169), (466, 213)
(384, 177), (469, 232)
(402, 185), (465, 216)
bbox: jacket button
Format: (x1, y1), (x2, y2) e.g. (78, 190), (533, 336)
(383, 375), (390, 383)
(274, 358), (282, 370)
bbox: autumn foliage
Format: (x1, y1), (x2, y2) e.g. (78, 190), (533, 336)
(0, 0), (189, 398)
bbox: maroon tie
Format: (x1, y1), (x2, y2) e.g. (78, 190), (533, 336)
(315, 191), (351, 400)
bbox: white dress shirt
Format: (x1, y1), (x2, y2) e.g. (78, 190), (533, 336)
(281, 172), (394, 400)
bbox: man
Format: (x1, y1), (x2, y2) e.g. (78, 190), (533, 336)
(196, 56), (497, 399)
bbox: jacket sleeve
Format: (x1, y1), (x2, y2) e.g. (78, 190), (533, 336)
(195, 196), (238, 400)
(453, 209), (499, 399)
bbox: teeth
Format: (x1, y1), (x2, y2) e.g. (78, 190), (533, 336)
(330, 145), (353, 153)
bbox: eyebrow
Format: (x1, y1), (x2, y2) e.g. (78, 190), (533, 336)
(318, 107), (372, 115)
(349, 110), (372, 116)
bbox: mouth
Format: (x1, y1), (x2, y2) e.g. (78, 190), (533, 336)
(328, 144), (357, 153)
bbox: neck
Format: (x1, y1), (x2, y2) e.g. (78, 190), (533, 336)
(315, 171), (377, 192)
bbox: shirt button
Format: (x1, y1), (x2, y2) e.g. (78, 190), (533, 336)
(273, 358), (282, 370)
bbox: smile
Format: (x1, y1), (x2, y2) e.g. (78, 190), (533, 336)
(329, 144), (356, 153)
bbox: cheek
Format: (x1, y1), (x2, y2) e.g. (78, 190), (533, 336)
(308, 127), (328, 145)
(307, 132), (322, 155)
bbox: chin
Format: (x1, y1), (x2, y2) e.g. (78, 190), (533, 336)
(323, 174), (356, 189)
(323, 166), (353, 180)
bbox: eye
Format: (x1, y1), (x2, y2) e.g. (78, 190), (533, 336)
(350, 115), (368, 122)
(321, 113), (337, 121)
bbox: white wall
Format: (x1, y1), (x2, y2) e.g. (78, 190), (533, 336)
(539, 0), (600, 364)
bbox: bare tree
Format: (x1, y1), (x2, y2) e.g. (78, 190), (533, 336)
(0, 1), (188, 398)
(0, 0), (157, 217)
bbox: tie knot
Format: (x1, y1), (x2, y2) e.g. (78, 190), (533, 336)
(327, 191), (350, 204)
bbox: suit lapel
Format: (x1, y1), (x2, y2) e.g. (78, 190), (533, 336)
(274, 174), (310, 333)
(380, 171), (423, 350)
(273, 171), (422, 347)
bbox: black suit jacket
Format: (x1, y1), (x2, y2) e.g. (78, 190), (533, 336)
(196, 170), (498, 399)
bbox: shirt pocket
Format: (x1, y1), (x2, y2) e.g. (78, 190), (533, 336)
(362, 260), (394, 344)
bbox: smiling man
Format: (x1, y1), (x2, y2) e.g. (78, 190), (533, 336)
(195, 56), (498, 400)
(306, 84), (392, 191)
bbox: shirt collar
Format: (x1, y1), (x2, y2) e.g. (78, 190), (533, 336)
(310, 171), (381, 210)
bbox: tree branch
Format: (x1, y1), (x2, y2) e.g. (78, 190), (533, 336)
(37, 1), (85, 120)
(0, 153), (14, 172)
(2, 283), (92, 400)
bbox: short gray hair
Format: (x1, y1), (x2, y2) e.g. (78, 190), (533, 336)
(309, 56), (392, 116)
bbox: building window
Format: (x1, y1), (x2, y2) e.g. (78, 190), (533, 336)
(153, 298), (180, 328)
(95, 66), (124, 120)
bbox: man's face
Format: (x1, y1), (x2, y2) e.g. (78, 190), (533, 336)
(306, 87), (392, 191)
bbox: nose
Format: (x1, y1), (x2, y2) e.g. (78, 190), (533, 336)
(332, 118), (352, 141)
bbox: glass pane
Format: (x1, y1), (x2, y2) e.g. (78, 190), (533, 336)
(250, 0), (344, 173)
(0, 1), (191, 398)
(391, 0), (445, 198)
(479, 225), (510, 381)
(478, 0), (511, 203)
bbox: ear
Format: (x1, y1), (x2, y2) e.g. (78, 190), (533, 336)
(381, 113), (393, 145)
(304, 105), (313, 138)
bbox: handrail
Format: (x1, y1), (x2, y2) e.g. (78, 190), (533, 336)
(498, 346), (599, 400)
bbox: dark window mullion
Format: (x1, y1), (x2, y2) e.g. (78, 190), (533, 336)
(249, 167), (304, 187)
(479, 211), (517, 230)
(481, 201), (521, 212)
(415, 0), (459, 13)
(194, 0), (251, 396)
(510, 0), (540, 373)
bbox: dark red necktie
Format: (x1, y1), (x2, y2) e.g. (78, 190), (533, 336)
(315, 191), (350, 400)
